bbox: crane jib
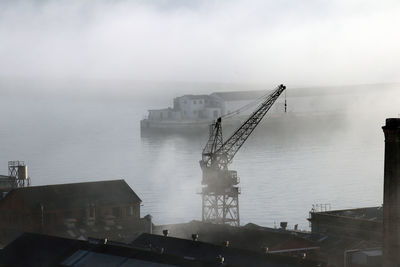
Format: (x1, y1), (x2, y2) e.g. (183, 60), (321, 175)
(201, 84), (286, 169)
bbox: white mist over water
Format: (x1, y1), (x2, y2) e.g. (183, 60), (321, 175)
(0, 85), (398, 229)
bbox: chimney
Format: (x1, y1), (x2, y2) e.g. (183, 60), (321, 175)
(382, 118), (400, 266)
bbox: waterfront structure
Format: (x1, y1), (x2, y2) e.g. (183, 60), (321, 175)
(0, 179), (144, 245)
(140, 85), (378, 133)
(382, 118), (400, 267)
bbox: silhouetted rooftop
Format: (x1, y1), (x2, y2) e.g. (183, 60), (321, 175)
(0, 179), (141, 210)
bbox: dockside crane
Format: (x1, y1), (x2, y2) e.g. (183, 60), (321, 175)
(199, 84), (286, 226)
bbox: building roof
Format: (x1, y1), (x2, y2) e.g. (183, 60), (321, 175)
(0, 233), (220, 267)
(311, 207), (383, 222)
(153, 221), (315, 253)
(131, 233), (324, 267)
(0, 179), (141, 210)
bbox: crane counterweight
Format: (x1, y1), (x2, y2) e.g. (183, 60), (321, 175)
(200, 84), (286, 226)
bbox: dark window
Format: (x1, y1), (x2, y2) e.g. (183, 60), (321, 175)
(199, 100), (203, 104)
(193, 100), (197, 104)
(112, 207), (121, 218)
(184, 100), (187, 104)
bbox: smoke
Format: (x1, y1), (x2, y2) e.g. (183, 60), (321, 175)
(0, 0), (399, 89)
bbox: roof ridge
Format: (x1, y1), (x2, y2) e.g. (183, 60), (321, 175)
(15, 179), (126, 190)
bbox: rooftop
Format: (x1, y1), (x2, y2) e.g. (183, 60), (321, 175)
(0, 179), (142, 210)
(131, 233), (323, 266)
(0, 233), (220, 267)
(311, 207), (383, 222)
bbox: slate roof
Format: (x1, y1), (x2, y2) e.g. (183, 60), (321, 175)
(0, 233), (224, 267)
(0, 179), (141, 210)
(131, 233), (324, 267)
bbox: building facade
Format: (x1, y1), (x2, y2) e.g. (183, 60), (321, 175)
(0, 179), (143, 245)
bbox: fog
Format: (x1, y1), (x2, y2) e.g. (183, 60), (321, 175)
(1, 0), (400, 92)
(1, 0), (400, 231)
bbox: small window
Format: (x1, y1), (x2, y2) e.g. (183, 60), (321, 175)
(184, 100), (187, 104)
(126, 206), (134, 216)
(199, 100), (203, 104)
(193, 100), (197, 104)
(193, 110), (197, 114)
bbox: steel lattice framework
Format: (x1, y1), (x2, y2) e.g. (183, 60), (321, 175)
(200, 84), (286, 226)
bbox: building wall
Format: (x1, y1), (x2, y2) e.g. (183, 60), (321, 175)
(177, 96), (208, 120)
(0, 193), (141, 240)
(309, 212), (382, 241)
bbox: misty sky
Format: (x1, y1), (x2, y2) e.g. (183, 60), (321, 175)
(1, 0), (400, 87)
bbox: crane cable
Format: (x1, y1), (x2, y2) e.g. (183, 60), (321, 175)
(220, 89), (278, 120)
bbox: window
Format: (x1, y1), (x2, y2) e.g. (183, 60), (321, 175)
(193, 100), (197, 104)
(184, 100), (187, 104)
(126, 206), (134, 216)
(193, 110), (197, 115)
(112, 207), (121, 218)
(199, 100), (203, 104)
